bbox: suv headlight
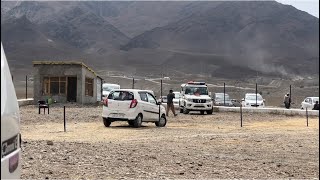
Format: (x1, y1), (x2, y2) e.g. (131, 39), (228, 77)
(207, 99), (212, 103)
(186, 99), (192, 102)
(246, 103), (249, 105)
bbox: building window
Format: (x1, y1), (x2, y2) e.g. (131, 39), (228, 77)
(85, 77), (93, 96)
(43, 77), (67, 95)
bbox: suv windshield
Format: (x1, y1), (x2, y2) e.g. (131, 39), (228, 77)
(108, 91), (134, 101)
(185, 86), (208, 95)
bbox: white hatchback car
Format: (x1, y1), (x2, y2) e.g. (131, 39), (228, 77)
(102, 89), (167, 128)
(301, 97), (319, 110)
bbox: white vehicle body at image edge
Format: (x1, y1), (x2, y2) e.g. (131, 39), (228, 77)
(102, 89), (166, 127)
(241, 93), (265, 107)
(301, 97), (319, 110)
(179, 82), (213, 114)
(1, 42), (21, 179)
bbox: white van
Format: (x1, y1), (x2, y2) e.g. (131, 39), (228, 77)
(102, 83), (120, 99)
(1, 43), (21, 179)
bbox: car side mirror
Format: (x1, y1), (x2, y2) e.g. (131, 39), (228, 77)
(241, 98), (245, 101)
(208, 92), (212, 97)
(156, 101), (162, 105)
(263, 99), (265, 102)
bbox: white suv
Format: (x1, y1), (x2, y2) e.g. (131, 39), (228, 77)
(102, 89), (167, 128)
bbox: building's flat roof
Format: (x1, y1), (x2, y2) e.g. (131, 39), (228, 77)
(33, 61), (98, 76)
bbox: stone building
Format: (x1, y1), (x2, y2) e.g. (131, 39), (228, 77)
(33, 61), (103, 104)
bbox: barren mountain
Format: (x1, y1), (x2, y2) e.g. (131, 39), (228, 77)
(1, 1), (319, 80)
(122, 1), (319, 76)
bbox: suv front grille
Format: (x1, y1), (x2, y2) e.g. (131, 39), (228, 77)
(193, 99), (206, 103)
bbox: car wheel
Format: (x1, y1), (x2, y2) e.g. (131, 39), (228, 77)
(155, 115), (167, 127)
(180, 108), (183, 113)
(128, 121), (134, 126)
(207, 109), (213, 114)
(183, 107), (189, 114)
(103, 118), (111, 127)
(200, 110), (205, 115)
(133, 114), (142, 128)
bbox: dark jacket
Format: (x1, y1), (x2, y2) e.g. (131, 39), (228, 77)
(167, 93), (175, 104)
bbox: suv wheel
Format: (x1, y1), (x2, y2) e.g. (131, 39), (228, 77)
(133, 114), (142, 128)
(155, 115), (167, 127)
(103, 118), (111, 127)
(180, 108), (183, 113)
(128, 121), (134, 126)
(183, 107), (189, 114)
(207, 109), (213, 114)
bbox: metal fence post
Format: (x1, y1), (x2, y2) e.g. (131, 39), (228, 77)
(224, 82), (226, 106)
(64, 106), (66, 132)
(240, 105), (243, 127)
(26, 75), (28, 99)
(255, 83), (257, 107)
(132, 77), (135, 89)
(306, 107), (308, 127)
(160, 79), (163, 100)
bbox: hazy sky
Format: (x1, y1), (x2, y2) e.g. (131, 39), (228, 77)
(277, 0), (319, 17)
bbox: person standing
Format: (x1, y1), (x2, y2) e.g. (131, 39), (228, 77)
(283, 93), (291, 109)
(166, 90), (177, 117)
(313, 101), (319, 110)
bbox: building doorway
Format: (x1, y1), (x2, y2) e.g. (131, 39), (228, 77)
(67, 77), (77, 102)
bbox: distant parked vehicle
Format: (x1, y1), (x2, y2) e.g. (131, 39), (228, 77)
(241, 93), (265, 107)
(173, 91), (181, 109)
(159, 96), (167, 103)
(213, 93), (233, 106)
(231, 99), (242, 107)
(102, 89), (167, 128)
(301, 97), (319, 110)
(102, 83), (120, 99)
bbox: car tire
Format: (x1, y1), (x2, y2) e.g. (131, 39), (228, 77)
(183, 107), (189, 114)
(155, 115), (167, 127)
(200, 110), (205, 115)
(133, 114), (142, 128)
(207, 109), (213, 114)
(103, 118), (111, 127)
(180, 108), (183, 113)
(128, 121), (134, 126)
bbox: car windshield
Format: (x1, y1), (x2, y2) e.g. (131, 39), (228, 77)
(103, 85), (120, 92)
(246, 94), (263, 101)
(215, 94), (230, 100)
(185, 86), (208, 95)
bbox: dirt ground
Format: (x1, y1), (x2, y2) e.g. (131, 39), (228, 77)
(20, 104), (319, 179)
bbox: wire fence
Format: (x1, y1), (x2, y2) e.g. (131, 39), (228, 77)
(13, 75), (319, 109)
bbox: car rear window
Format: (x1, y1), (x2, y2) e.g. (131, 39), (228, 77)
(108, 91), (134, 101)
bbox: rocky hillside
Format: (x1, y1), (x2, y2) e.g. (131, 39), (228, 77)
(1, 1), (319, 80)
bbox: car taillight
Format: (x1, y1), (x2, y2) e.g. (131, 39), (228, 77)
(130, 99), (138, 108)
(9, 153), (19, 173)
(103, 98), (108, 107)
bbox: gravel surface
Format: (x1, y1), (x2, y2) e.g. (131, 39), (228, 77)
(20, 104), (319, 179)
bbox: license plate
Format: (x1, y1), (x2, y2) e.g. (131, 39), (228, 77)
(110, 113), (124, 118)
(2, 135), (18, 158)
